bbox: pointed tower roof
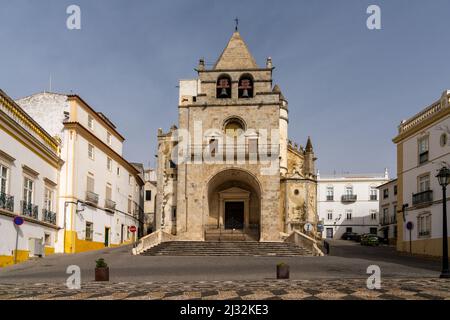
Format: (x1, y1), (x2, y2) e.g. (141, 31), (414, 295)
(305, 136), (313, 152)
(272, 84), (286, 101)
(214, 31), (258, 70)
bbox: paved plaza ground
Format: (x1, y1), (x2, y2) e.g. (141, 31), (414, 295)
(0, 240), (448, 300)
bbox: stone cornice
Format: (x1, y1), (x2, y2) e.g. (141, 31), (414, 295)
(67, 95), (125, 142)
(393, 106), (450, 143)
(196, 67), (274, 73)
(0, 109), (64, 169)
(0, 90), (59, 152)
(179, 102), (281, 108)
(201, 79), (273, 84)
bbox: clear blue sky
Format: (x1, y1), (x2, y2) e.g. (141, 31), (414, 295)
(1, 0), (450, 176)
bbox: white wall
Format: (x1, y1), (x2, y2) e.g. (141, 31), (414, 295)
(378, 180), (397, 240)
(401, 114), (450, 242)
(76, 105), (123, 155)
(0, 122), (59, 258)
(62, 126), (141, 246)
(318, 174), (388, 239)
(17, 92), (142, 251)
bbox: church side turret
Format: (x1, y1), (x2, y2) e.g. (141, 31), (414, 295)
(274, 84), (289, 176)
(304, 136), (316, 177)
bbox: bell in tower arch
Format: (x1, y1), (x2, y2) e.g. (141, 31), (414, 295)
(220, 87), (229, 97)
(238, 76), (253, 99)
(216, 75), (232, 99)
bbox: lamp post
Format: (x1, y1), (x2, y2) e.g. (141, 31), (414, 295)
(436, 166), (450, 278)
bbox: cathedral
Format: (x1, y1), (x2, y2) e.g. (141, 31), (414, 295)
(155, 30), (318, 242)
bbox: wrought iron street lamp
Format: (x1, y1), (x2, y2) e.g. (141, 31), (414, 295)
(436, 166), (450, 278)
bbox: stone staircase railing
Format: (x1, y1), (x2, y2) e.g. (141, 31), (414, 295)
(284, 230), (324, 256)
(132, 229), (176, 255)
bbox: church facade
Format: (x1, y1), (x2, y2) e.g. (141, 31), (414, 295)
(155, 31), (318, 242)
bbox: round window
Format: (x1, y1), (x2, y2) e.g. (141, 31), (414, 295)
(294, 189), (299, 196)
(440, 133), (448, 147)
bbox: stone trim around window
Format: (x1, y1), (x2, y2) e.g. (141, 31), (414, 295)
(0, 149), (15, 164)
(22, 165), (39, 178)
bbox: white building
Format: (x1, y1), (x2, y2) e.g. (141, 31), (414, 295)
(143, 168), (157, 234)
(317, 171), (389, 239)
(0, 89), (63, 267)
(377, 179), (398, 245)
(17, 92), (144, 253)
(393, 90), (450, 257)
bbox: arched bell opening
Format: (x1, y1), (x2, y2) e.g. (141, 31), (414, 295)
(238, 74), (254, 98)
(216, 74), (232, 98)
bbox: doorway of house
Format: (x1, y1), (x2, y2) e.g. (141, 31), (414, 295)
(104, 227), (110, 247)
(225, 201), (244, 229)
(326, 228), (334, 239)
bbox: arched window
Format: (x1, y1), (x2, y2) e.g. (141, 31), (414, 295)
(223, 117), (245, 137)
(238, 74), (254, 98)
(216, 74), (232, 98)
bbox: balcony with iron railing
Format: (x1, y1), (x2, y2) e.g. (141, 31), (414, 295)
(105, 199), (116, 212)
(380, 214), (397, 226)
(341, 194), (357, 203)
(326, 195), (334, 201)
(0, 192), (14, 212)
(412, 190), (433, 206)
(42, 209), (57, 225)
(85, 191), (99, 205)
(21, 201), (38, 219)
(419, 230), (431, 237)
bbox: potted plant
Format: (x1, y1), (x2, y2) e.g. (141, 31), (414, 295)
(276, 262), (290, 279)
(95, 258), (109, 281)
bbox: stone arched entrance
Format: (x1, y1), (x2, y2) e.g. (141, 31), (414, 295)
(206, 168), (261, 241)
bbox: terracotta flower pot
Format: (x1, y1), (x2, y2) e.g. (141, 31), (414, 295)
(277, 264), (290, 279)
(95, 267), (109, 281)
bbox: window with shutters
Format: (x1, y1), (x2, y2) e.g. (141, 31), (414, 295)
(88, 144), (95, 160)
(87, 175), (95, 193)
(106, 184), (112, 201)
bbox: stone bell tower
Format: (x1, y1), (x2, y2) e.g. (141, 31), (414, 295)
(155, 28), (318, 242)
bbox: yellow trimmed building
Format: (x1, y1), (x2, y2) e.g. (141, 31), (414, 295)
(17, 92), (144, 254)
(0, 89), (63, 267)
(393, 90), (450, 257)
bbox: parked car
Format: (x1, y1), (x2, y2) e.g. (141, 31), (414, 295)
(361, 235), (380, 246)
(341, 232), (359, 240)
(355, 234), (365, 242)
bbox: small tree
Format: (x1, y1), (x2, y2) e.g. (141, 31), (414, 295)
(96, 258), (108, 268)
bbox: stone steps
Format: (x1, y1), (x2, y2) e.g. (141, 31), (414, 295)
(204, 229), (259, 242)
(141, 241), (313, 257)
